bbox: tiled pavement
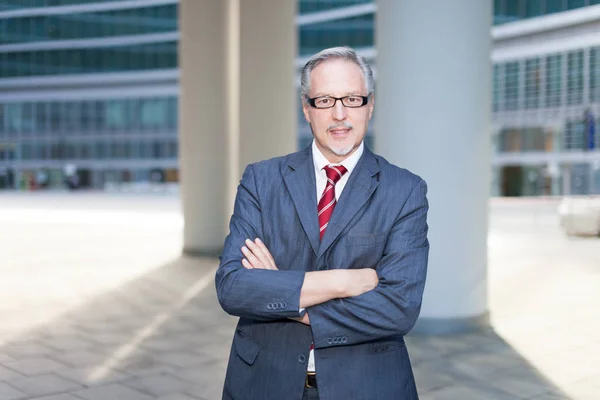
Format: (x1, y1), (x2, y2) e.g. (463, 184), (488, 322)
(0, 193), (598, 399)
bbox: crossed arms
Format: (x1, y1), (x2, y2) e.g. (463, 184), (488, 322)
(215, 165), (429, 347)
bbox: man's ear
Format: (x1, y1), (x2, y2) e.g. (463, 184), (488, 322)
(302, 100), (312, 124)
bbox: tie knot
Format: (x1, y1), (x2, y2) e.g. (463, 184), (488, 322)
(324, 165), (347, 184)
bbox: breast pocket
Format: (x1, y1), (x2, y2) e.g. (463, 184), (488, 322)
(345, 231), (388, 269)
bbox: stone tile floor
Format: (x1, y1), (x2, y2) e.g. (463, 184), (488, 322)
(0, 193), (598, 399)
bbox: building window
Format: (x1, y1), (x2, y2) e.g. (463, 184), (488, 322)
(493, 64), (502, 112)
(567, 0), (586, 10)
(525, 58), (541, 109)
(564, 119), (586, 150)
(591, 47), (600, 103)
(525, 0), (544, 17)
(504, 62), (520, 111)
(546, 54), (562, 107)
(140, 98), (168, 131)
(546, 0), (566, 14)
(567, 50), (584, 105)
(299, 14), (374, 58)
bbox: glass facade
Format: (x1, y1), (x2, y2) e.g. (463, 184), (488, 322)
(0, 0), (124, 10)
(494, 0), (600, 25)
(0, 0), (179, 190)
(299, 14), (374, 57)
(0, 5), (177, 44)
(492, 49), (600, 112)
(299, 0), (372, 14)
(0, 41), (177, 78)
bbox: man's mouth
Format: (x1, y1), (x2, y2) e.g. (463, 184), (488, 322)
(329, 128), (351, 134)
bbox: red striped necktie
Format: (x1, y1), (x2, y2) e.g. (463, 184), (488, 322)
(318, 165), (348, 241)
(309, 164), (348, 373)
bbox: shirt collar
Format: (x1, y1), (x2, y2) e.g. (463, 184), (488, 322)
(312, 139), (364, 177)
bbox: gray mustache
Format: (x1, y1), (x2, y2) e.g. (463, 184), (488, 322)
(327, 122), (353, 130)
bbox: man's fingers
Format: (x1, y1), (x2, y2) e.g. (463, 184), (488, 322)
(254, 238), (276, 269)
(242, 258), (253, 269)
(245, 239), (274, 270)
(241, 246), (263, 268)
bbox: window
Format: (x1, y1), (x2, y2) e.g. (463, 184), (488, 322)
(299, 14), (374, 57)
(0, 104), (5, 137)
(34, 102), (48, 135)
(564, 119), (586, 150)
(567, 0), (586, 10)
(525, 59), (541, 109)
(591, 47), (600, 103)
(0, 42), (178, 78)
(0, 5), (177, 44)
(49, 103), (62, 135)
(567, 50), (584, 105)
(525, 0), (543, 17)
(140, 98), (167, 130)
(546, 54), (562, 107)
(64, 102), (81, 134)
(166, 97), (177, 130)
(546, 0), (566, 14)
(504, 62), (520, 111)
(6, 104), (23, 135)
(105, 100), (128, 131)
(493, 64), (502, 112)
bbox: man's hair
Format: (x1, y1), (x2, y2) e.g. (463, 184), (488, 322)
(300, 46), (374, 102)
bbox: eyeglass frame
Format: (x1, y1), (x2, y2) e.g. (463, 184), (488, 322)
(306, 95), (371, 109)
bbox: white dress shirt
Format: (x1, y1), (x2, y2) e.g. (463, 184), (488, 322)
(312, 139), (364, 203)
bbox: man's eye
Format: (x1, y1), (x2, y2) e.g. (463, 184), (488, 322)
(317, 98), (331, 105)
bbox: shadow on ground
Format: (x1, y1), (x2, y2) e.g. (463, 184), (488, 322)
(0, 255), (572, 400)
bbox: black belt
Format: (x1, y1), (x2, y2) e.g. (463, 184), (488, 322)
(305, 372), (317, 388)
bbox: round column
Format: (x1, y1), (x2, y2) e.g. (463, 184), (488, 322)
(375, 0), (492, 333)
(179, 0), (296, 256)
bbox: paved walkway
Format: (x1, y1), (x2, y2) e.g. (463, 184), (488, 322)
(0, 193), (598, 400)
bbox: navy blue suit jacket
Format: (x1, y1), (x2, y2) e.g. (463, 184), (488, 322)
(216, 145), (429, 400)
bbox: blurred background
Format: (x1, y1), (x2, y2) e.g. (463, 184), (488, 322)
(0, 1), (599, 400)
(0, 0), (599, 196)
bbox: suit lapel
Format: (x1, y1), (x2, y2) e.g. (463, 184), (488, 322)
(318, 148), (380, 259)
(282, 147), (320, 256)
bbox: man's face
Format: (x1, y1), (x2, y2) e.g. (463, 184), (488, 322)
(302, 59), (374, 163)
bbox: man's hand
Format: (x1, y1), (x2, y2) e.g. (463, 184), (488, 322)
(241, 238), (278, 270)
(290, 313), (310, 325)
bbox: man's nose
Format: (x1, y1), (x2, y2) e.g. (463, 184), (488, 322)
(331, 100), (347, 121)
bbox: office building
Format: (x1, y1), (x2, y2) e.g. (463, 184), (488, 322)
(2, 0), (600, 196)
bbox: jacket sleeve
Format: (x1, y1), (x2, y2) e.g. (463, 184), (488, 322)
(215, 164), (305, 321)
(308, 179), (429, 348)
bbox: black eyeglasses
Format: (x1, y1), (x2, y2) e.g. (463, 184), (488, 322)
(307, 95), (370, 109)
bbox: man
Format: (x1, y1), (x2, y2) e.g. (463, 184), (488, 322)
(216, 46), (429, 400)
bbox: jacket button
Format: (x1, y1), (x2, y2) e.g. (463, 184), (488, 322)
(283, 302), (287, 308)
(267, 303), (272, 310)
(298, 354), (306, 363)
(342, 337), (348, 343)
(327, 338), (333, 344)
(279, 302), (285, 309)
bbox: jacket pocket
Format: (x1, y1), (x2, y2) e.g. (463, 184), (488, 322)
(366, 337), (406, 354)
(346, 231), (388, 247)
(234, 328), (260, 366)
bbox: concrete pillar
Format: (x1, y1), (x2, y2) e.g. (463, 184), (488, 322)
(179, 0), (296, 256)
(375, 0), (492, 333)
